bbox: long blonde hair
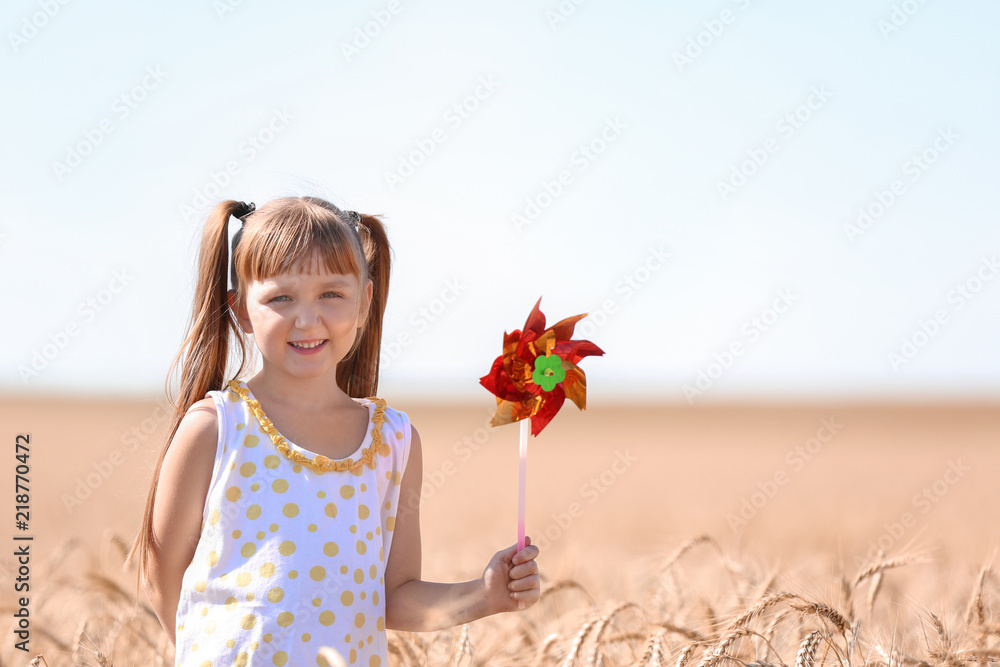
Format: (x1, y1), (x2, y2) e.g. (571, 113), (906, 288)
(125, 196), (392, 586)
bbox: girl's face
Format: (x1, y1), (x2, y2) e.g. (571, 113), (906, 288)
(234, 250), (373, 380)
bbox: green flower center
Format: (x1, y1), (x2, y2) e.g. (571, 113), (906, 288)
(531, 354), (566, 392)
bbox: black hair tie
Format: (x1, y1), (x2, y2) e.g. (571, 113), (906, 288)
(344, 210), (361, 232)
(234, 201), (256, 222)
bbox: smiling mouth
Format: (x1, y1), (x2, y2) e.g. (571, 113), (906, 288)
(289, 340), (327, 350)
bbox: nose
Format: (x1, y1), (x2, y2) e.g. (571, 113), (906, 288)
(292, 301), (323, 330)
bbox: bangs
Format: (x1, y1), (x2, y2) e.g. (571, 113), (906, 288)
(233, 198), (365, 291)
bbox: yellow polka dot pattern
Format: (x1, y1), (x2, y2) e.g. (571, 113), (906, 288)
(174, 380), (410, 667)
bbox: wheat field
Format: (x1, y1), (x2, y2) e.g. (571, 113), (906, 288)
(1, 396), (997, 666)
(5, 531), (998, 667)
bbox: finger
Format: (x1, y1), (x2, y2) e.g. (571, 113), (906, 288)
(513, 588), (541, 602)
(495, 542), (520, 562)
(511, 586), (541, 604)
(508, 560), (538, 580)
(507, 574), (540, 592)
(512, 543), (540, 565)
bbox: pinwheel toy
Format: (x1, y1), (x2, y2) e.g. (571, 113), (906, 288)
(479, 297), (605, 568)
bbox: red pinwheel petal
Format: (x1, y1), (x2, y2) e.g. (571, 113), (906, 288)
(479, 355), (525, 402)
(502, 329), (521, 351)
(514, 326), (541, 362)
(549, 312), (587, 340)
(552, 339), (605, 364)
(529, 386), (565, 436)
(523, 297), (547, 335)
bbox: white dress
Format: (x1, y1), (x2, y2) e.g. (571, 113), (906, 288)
(174, 379), (411, 667)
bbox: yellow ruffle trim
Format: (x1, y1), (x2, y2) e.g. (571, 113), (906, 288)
(226, 380), (387, 474)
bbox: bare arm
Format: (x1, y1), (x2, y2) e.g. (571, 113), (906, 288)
(144, 398), (219, 644)
(383, 425), (540, 632)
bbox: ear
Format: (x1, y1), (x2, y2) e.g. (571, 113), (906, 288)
(359, 278), (374, 326)
(227, 289), (253, 333)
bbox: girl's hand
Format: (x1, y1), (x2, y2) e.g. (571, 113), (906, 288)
(481, 536), (540, 613)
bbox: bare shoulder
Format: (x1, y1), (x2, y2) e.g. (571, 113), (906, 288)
(171, 398), (219, 460)
(159, 397), (219, 495)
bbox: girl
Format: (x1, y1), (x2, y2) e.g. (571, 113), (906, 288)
(127, 196), (540, 667)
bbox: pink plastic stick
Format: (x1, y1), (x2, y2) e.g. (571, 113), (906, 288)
(518, 418), (528, 553)
(517, 418), (528, 609)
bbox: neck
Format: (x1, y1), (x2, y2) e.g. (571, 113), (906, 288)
(247, 365), (355, 411)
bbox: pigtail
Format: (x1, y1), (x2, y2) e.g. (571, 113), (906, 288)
(172, 199), (253, 406)
(126, 200), (251, 585)
(337, 213), (392, 398)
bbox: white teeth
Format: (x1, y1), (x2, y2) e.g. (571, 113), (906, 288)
(291, 340), (325, 349)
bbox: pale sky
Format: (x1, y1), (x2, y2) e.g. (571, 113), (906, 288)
(2, 0), (999, 403)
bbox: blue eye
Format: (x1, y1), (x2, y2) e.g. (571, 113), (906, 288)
(269, 295), (290, 303)
(323, 292), (342, 298)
